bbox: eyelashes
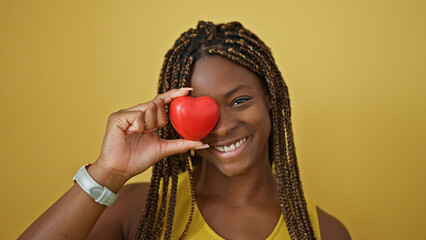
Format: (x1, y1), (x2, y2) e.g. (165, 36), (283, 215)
(231, 96), (252, 106)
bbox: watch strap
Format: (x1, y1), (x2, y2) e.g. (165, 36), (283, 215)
(73, 164), (118, 206)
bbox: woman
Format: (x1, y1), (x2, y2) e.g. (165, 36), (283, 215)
(19, 21), (350, 240)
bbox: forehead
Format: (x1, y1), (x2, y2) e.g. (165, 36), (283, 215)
(189, 55), (264, 98)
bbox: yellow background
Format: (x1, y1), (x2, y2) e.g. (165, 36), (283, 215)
(1, 0), (425, 239)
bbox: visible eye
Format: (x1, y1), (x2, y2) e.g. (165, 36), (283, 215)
(232, 97), (252, 106)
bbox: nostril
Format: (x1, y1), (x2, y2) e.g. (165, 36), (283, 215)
(210, 117), (236, 136)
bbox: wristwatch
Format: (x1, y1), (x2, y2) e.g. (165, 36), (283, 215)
(73, 164), (118, 206)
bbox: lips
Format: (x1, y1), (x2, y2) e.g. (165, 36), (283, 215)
(213, 137), (248, 152)
(209, 137), (249, 159)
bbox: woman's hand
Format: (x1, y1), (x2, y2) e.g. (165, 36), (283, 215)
(17, 88), (206, 240)
(94, 88), (206, 183)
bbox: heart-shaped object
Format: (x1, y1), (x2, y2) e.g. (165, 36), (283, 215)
(169, 96), (219, 140)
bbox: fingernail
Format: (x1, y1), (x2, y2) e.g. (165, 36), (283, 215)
(194, 144), (209, 149)
(179, 87), (193, 91)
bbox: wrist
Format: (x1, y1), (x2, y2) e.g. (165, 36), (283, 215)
(86, 162), (130, 193)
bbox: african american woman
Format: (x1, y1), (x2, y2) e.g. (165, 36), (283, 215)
(19, 21), (351, 240)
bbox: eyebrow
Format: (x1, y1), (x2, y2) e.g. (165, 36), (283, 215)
(225, 84), (250, 98)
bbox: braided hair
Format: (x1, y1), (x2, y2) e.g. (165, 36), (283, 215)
(135, 21), (316, 240)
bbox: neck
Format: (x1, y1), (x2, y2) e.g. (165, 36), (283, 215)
(193, 158), (279, 206)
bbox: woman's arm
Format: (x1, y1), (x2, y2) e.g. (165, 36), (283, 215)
(87, 182), (150, 240)
(18, 163), (128, 240)
(18, 88), (205, 240)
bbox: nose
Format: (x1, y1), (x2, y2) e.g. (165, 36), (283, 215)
(209, 107), (236, 137)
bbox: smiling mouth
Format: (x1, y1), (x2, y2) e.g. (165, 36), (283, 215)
(213, 137), (248, 153)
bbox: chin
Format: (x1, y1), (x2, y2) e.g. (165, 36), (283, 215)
(215, 160), (252, 177)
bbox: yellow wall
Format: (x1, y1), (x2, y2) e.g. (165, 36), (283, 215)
(1, 1), (425, 239)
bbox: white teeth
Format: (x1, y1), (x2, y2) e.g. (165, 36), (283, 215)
(213, 137), (247, 153)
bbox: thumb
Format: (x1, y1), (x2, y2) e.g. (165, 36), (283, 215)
(161, 139), (209, 157)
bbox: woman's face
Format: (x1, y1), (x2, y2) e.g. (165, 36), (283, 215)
(191, 55), (271, 177)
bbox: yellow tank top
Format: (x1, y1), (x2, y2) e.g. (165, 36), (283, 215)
(158, 171), (321, 239)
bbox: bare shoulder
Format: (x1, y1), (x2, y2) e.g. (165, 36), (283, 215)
(115, 182), (151, 238)
(117, 182), (151, 205)
(87, 182), (150, 240)
(316, 206), (351, 240)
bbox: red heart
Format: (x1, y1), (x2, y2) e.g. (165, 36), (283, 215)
(170, 96), (219, 140)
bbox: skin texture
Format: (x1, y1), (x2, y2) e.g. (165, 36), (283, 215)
(19, 55), (350, 240)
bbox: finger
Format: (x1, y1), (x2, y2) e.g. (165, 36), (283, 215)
(152, 98), (167, 128)
(140, 102), (155, 130)
(193, 144), (210, 150)
(122, 88), (192, 113)
(155, 87), (193, 105)
(125, 111), (145, 134)
(108, 111), (145, 133)
(161, 139), (208, 157)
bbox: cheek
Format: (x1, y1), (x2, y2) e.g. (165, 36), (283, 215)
(243, 105), (271, 138)
(257, 115), (271, 140)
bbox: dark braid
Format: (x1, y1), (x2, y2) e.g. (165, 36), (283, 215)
(135, 20), (316, 240)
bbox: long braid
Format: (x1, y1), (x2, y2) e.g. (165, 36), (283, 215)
(136, 28), (200, 239)
(135, 20), (316, 240)
(151, 158), (170, 238)
(164, 41), (197, 240)
(178, 156), (196, 239)
(135, 158), (162, 239)
(136, 33), (191, 239)
(163, 155), (179, 240)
